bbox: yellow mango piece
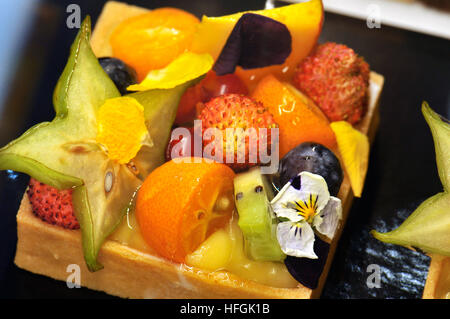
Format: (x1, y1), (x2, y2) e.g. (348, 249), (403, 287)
(186, 219), (298, 288)
(96, 96), (152, 164)
(127, 52), (213, 91)
(185, 229), (233, 271)
(331, 121), (369, 197)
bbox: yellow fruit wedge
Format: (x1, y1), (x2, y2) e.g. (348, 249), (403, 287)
(185, 228), (233, 271)
(127, 52), (213, 91)
(330, 121), (370, 197)
(186, 219), (298, 288)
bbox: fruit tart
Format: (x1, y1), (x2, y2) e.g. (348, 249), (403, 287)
(2, 0), (384, 298)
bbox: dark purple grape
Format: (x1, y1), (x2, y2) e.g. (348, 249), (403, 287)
(276, 142), (343, 196)
(98, 57), (137, 95)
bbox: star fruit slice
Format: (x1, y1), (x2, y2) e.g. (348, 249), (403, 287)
(0, 17), (199, 271)
(371, 103), (450, 256)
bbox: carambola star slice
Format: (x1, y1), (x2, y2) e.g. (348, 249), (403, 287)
(372, 103), (450, 256)
(0, 17), (201, 271)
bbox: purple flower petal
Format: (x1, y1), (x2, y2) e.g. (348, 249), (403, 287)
(213, 13), (292, 75)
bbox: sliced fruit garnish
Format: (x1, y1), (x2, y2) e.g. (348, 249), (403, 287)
(186, 218), (298, 288)
(372, 192), (450, 255)
(330, 121), (369, 197)
(110, 7), (200, 81)
(213, 13), (291, 76)
(127, 52), (213, 91)
(190, 0), (323, 90)
(233, 167), (285, 262)
(96, 97), (152, 164)
(423, 102), (450, 191)
(0, 17), (200, 271)
(135, 160), (236, 263)
(185, 228), (233, 271)
(252, 74), (337, 158)
(371, 103), (450, 256)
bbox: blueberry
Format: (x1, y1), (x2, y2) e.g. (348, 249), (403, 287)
(276, 142), (343, 196)
(98, 57), (137, 95)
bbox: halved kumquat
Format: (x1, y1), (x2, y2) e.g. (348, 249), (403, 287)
(136, 159), (235, 263)
(110, 8), (200, 81)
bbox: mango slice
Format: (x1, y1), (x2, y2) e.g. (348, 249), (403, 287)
(186, 219), (298, 288)
(330, 121), (370, 197)
(127, 52), (213, 91)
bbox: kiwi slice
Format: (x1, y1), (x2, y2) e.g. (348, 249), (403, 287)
(371, 103), (450, 256)
(234, 167), (285, 262)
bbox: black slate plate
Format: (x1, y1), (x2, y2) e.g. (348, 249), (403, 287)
(1, 0), (449, 299)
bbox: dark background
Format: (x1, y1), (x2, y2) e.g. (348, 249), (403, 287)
(0, 0), (449, 299)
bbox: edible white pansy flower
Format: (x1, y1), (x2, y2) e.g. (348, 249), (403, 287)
(270, 171), (342, 259)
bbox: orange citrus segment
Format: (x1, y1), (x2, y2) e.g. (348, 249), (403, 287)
(251, 74), (337, 158)
(96, 97), (151, 164)
(110, 8), (200, 81)
(136, 159), (235, 263)
(330, 121), (370, 197)
(190, 0), (323, 90)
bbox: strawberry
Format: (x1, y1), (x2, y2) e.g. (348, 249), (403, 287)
(27, 178), (79, 229)
(198, 93), (278, 171)
(165, 127), (196, 161)
(174, 71), (248, 125)
(293, 42), (370, 124)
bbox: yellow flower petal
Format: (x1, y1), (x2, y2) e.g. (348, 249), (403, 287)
(96, 97), (152, 164)
(127, 52), (213, 91)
